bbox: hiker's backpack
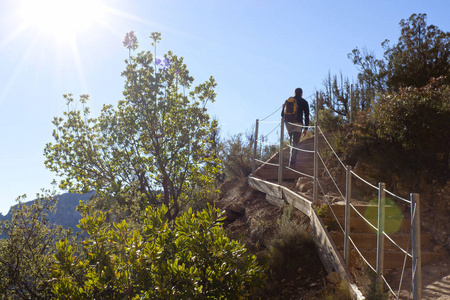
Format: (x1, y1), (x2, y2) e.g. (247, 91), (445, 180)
(283, 97), (298, 122)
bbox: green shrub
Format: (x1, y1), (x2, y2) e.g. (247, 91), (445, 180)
(0, 191), (70, 299)
(51, 204), (265, 299)
(261, 206), (324, 297)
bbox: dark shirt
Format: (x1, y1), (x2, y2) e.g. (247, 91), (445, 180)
(281, 96), (309, 126)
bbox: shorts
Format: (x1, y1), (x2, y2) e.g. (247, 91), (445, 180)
(285, 121), (303, 134)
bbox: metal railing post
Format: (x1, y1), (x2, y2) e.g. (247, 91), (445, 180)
(278, 118), (284, 185)
(251, 119), (259, 175)
(344, 165), (352, 266)
(313, 92), (319, 203)
(376, 182), (386, 287)
(350, 84), (354, 124)
(411, 193), (422, 300)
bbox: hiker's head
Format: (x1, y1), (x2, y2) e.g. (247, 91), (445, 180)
(295, 88), (303, 97)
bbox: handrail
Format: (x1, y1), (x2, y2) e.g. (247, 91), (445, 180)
(251, 115), (421, 300)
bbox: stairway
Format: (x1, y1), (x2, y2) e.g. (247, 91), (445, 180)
(321, 204), (440, 270)
(253, 136), (324, 180)
(251, 134), (441, 272)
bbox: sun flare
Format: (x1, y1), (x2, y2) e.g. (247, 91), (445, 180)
(19, 0), (107, 42)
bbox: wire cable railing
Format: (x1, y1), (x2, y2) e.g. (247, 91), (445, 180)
(251, 112), (421, 299)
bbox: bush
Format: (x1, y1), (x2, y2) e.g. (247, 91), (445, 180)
(220, 129), (279, 180)
(220, 132), (254, 179)
(51, 204), (265, 299)
(318, 108), (345, 132)
(0, 191), (70, 299)
(260, 206), (325, 297)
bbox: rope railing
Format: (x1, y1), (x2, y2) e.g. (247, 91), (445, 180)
(348, 235), (376, 272)
(257, 140), (279, 147)
(383, 230), (413, 258)
(287, 144), (315, 153)
(316, 179), (346, 234)
(385, 188), (411, 204)
(350, 170), (379, 191)
(349, 203), (379, 232)
(285, 121), (316, 129)
(318, 126), (346, 169)
(254, 159), (279, 167)
(317, 152), (346, 200)
(285, 166), (315, 179)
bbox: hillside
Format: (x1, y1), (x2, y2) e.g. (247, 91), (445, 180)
(216, 177), (450, 299)
(215, 178), (351, 299)
(0, 192), (94, 233)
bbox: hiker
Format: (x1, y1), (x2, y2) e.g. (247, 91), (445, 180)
(281, 88), (310, 167)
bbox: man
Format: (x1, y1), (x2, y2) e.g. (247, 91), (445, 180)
(281, 88), (309, 167)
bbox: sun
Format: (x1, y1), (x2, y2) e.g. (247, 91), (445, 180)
(18, 0), (107, 42)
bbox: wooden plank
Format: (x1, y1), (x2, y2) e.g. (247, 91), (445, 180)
(248, 175), (364, 299)
(266, 194), (284, 207)
(283, 188), (311, 215)
(248, 176), (282, 198)
(310, 210), (352, 279)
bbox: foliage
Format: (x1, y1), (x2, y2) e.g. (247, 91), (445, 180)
(349, 13), (450, 92)
(123, 30), (139, 60)
(220, 128), (278, 180)
(319, 14), (450, 133)
(316, 72), (352, 119)
(346, 78), (450, 179)
(44, 32), (221, 220)
(0, 191), (70, 299)
(384, 13), (450, 90)
(263, 207), (323, 297)
(365, 273), (389, 300)
(372, 77), (450, 170)
(318, 108), (345, 132)
(313, 204), (328, 218)
(220, 131), (254, 179)
(51, 204), (265, 299)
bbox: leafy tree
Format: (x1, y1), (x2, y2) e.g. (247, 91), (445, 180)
(44, 32), (221, 220)
(0, 191), (70, 299)
(372, 77), (450, 173)
(349, 13), (450, 92)
(51, 204), (265, 299)
(384, 13), (450, 90)
(123, 30), (138, 61)
(343, 77), (450, 183)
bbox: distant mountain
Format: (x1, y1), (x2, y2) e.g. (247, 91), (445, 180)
(0, 192), (95, 232)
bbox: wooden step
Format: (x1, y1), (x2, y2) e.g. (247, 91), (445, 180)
(342, 249), (442, 270)
(324, 204), (409, 218)
(322, 216), (411, 234)
(330, 232), (434, 251)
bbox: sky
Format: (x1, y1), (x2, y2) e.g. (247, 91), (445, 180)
(1, 0), (449, 214)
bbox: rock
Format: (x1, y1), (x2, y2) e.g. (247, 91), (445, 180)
(295, 178), (313, 193)
(225, 203), (245, 222)
(326, 272), (340, 285)
(433, 245), (443, 252)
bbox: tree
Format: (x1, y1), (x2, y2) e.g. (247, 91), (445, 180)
(0, 192), (70, 299)
(384, 14), (450, 90)
(372, 77), (450, 174)
(44, 32), (221, 220)
(349, 14), (450, 92)
(123, 30), (138, 61)
(51, 205), (265, 299)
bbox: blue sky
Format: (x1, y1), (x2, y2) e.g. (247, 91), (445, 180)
(1, 0), (449, 214)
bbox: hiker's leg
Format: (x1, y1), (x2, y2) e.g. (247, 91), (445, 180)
(291, 131), (301, 166)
